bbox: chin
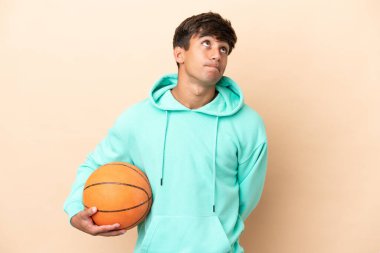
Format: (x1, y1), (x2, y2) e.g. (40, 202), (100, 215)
(206, 69), (222, 78)
(205, 74), (222, 85)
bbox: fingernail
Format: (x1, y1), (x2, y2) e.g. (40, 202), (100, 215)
(92, 207), (97, 213)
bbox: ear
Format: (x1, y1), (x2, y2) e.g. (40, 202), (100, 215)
(173, 46), (185, 65)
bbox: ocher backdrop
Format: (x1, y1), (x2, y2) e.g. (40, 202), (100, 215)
(0, 0), (379, 252)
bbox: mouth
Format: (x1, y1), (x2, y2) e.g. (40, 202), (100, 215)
(205, 65), (220, 72)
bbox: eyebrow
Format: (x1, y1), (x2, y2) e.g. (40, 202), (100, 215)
(199, 36), (229, 47)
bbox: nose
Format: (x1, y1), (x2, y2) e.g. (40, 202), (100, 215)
(210, 48), (221, 61)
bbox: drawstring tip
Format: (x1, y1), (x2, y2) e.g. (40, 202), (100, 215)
(213, 205), (215, 212)
(160, 178), (163, 186)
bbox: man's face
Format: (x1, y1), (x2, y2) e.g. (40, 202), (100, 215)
(175, 34), (230, 86)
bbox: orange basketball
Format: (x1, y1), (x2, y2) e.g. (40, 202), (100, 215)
(83, 162), (153, 230)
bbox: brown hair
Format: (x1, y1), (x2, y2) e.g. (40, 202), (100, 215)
(173, 12), (237, 55)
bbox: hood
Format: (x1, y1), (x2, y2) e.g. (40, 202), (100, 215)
(150, 73), (244, 116)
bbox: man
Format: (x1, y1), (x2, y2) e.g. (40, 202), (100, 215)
(64, 12), (267, 253)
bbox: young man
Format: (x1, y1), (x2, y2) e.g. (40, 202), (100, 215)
(64, 12), (267, 253)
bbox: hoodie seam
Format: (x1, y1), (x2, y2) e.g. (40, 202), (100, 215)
(238, 141), (267, 166)
(238, 142), (267, 184)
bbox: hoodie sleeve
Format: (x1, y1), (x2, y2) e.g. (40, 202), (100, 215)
(63, 109), (133, 222)
(237, 142), (268, 221)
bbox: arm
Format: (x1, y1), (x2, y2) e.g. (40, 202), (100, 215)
(63, 110), (133, 235)
(238, 142), (268, 221)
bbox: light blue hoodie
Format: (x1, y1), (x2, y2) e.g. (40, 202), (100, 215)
(64, 73), (267, 253)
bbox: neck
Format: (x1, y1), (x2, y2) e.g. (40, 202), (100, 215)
(171, 76), (218, 109)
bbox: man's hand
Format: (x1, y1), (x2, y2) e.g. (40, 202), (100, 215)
(70, 207), (126, 236)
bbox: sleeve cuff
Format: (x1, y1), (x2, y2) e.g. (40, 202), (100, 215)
(64, 202), (84, 223)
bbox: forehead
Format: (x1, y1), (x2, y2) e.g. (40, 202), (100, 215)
(191, 34), (229, 46)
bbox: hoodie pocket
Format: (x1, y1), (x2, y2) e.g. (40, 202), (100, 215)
(140, 215), (231, 253)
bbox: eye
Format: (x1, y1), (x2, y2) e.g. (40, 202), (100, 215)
(201, 40), (211, 47)
(220, 47), (228, 54)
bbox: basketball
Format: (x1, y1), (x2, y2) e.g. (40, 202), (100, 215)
(83, 162), (153, 230)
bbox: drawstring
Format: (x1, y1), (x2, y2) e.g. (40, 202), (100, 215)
(212, 116), (219, 212)
(159, 111), (220, 214)
(160, 111), (169, 186)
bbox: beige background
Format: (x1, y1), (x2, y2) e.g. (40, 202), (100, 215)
(0, 0), (379, 252)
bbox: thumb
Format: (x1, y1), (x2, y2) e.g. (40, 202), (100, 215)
(85, 206), (97, 217)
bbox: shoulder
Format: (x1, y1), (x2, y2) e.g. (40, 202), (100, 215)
(110, 98), (149, 128)
(125, 98), (150, 112)
(117, 98), (151, 118)
(233, 104), (266, 132)
(227, 104), (267, 161)
(113, 97), (163, 129)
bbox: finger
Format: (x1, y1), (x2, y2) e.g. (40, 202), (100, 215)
(91, 223), (121, 234)
(83, 207), (97, 218)
(98, 229), (127, 237)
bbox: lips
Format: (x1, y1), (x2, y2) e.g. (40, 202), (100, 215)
(205, 64), (220, 72)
